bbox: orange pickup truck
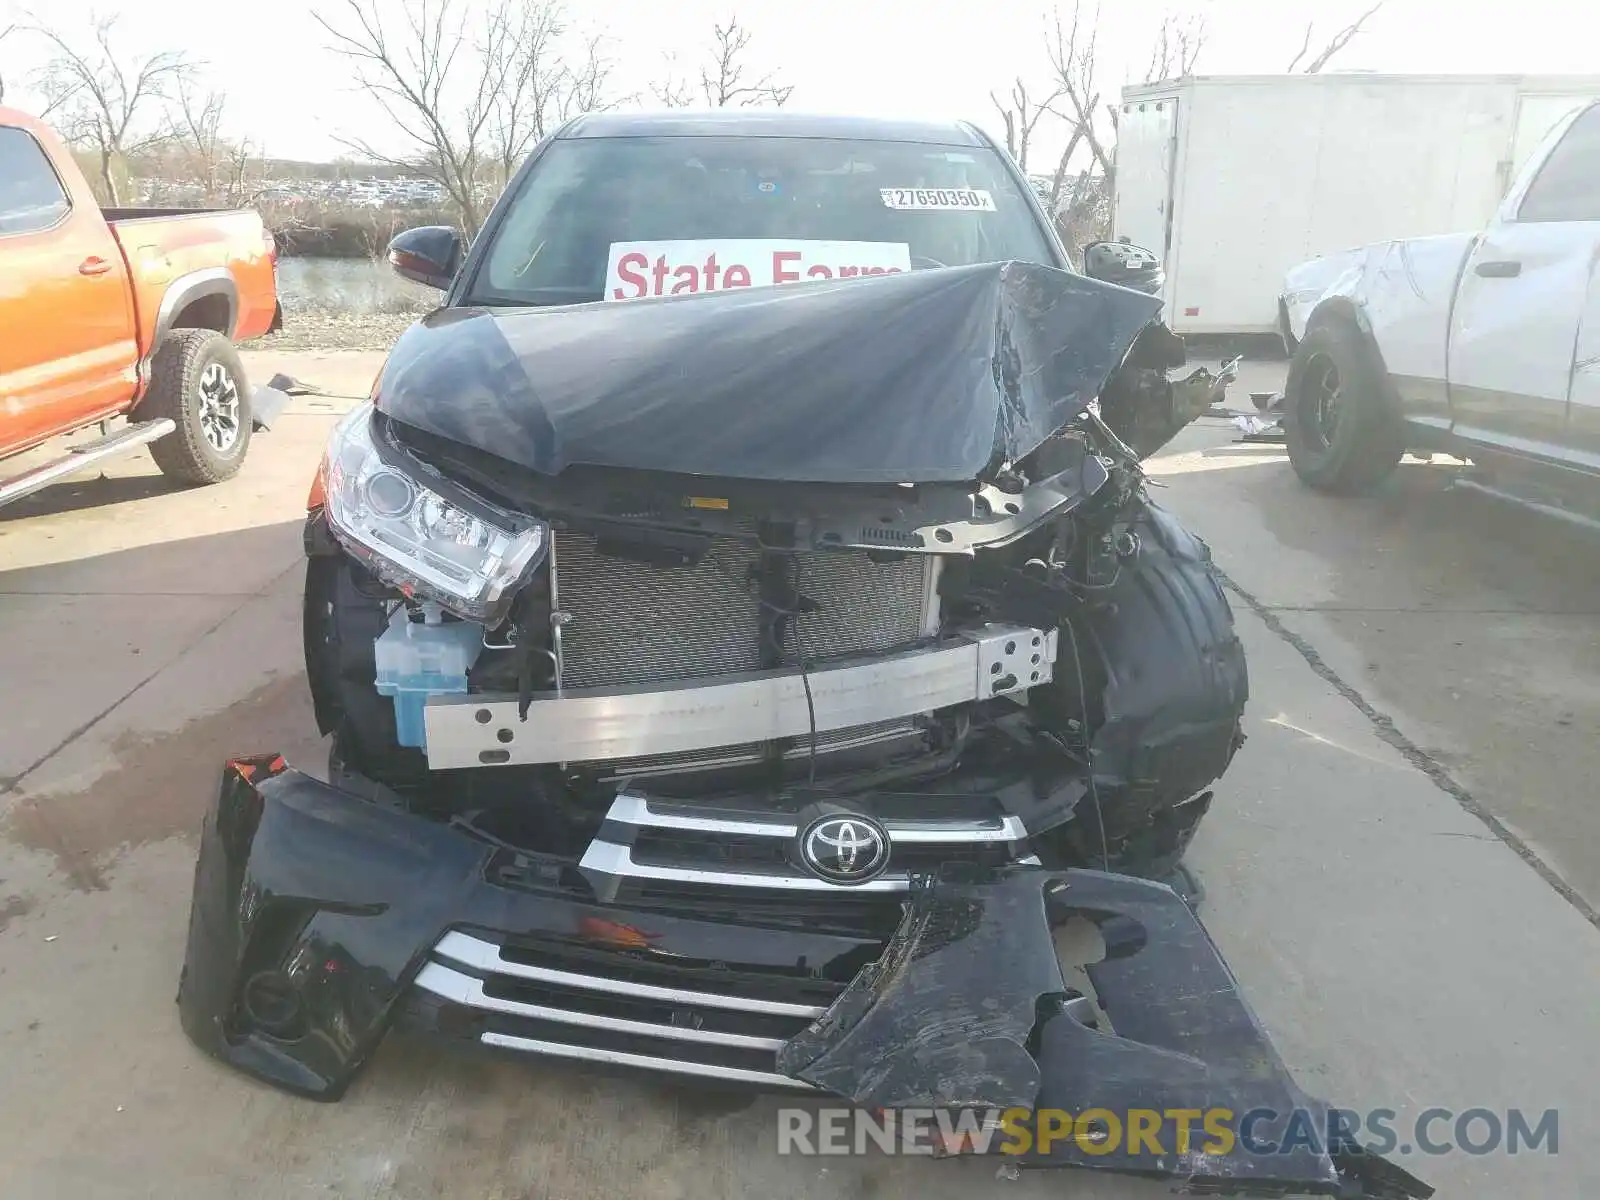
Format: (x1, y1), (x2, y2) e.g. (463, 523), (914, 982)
(0, 107), (287, 507)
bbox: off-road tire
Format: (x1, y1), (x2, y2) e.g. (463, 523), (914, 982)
(1284, 319), (1403, 493)
(145, 329), (253, 485)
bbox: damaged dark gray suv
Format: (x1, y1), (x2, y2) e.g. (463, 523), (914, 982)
(178, 113), (1430, 1199)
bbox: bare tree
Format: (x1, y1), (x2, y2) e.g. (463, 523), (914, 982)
(552, 33), (612, 122)
(1106, 12), (1207, 139)
(1047, 1), (1113, 191)
(483, 1), (613, 190)
(174, 84), (221, 192)
(1143, 12), (1206, 84)
(650, 53), (696, 109)
(28, 16), (191, 204)
(1286, 2), (1385, 73)
(655, 17), (792, 109)
(0, 23), (15, 106)
(1052, 167), (1113, 257)
(318, 0), (610, 234)
(990, 78), (1064, 173)
(317, 0), (500, 233)
(1043, 124), (1089, 217)
(703, 18), (791, 107)
(1033, 5), (1207, 254)
(173, 82), (255, 204)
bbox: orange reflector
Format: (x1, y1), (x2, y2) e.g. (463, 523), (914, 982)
(577, 916), (658, 949)
(684, 496), (730, 510)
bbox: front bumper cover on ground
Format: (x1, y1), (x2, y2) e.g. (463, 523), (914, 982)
(179, 757), (1430, 1199)
(780, 865), (1432, 1198)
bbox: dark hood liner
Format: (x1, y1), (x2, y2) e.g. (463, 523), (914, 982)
(375, 262), (1162, 486)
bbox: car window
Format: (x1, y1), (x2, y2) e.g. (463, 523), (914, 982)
(0, 127), (72, 236)
(1517, 104), (1600, 223)
(469, 136), (1060, 305)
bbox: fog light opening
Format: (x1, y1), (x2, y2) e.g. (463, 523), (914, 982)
(241, 970), (306, 1040)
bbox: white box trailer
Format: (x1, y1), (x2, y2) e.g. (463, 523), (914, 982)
(1113, 73), (1600, 337)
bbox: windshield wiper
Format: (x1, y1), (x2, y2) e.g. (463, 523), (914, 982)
(462, 286), (602, 308)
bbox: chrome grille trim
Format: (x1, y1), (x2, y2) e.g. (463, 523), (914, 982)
(423, 930), (828, 1088)
(883, 823), (1029, 844)
(604, 792), (1030, 844)
(480, 1033), (817, 1089)
(581, 841), (915, 892)
(433, 932), (827, 1017)
(577, 841), (1041, 892)
(605, 793), (794, 838)
(580, 787), (1038, 897)
(415, 962), (788, 1050)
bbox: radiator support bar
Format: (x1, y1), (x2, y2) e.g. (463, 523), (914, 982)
(423, 624), (1057, 769)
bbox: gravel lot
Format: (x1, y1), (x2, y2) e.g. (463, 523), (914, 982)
(256, 304), (423, 352)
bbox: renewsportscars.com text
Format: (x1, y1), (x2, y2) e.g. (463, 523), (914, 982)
(776, 1106), (1559, 1159)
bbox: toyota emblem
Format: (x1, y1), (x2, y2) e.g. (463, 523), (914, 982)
(799, 813), (891, 885)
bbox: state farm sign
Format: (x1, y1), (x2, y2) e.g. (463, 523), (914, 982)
(606, 239), (911, 301)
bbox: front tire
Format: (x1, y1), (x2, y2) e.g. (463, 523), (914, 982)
(1284, 319), (1402, 493)
(146, 329), (253, 485)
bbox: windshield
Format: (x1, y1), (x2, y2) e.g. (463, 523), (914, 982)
(467, 135), (1061, 306)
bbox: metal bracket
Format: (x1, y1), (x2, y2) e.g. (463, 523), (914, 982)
(423, 623), (1058, 769)
(973, 624), (1057, 697)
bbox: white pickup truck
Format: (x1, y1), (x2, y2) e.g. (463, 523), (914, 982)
(1282, 100), (1600, 499)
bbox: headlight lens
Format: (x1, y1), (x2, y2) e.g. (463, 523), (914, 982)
(320, 403), (547, 624)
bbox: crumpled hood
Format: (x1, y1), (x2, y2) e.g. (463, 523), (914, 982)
(374, 261), (1163, 485)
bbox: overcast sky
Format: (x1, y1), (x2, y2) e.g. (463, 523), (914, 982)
(4, 0), (1598, 163)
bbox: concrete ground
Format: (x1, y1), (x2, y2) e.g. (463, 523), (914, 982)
(1, 351), (1596, 1198)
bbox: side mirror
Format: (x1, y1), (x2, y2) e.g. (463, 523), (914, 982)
(388, 226), (462, 290)
(1082, 241), (1165, 295)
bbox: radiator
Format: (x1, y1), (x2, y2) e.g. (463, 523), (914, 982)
(553, 531), (935, 691)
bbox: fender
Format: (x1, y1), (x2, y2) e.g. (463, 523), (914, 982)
(153, 266), (240, 345)
(1301, 292), (1396, 383)
(1303, 234), (1479, 430)
(1281, 246), (1368, 349)
(132, 268), (241, 399)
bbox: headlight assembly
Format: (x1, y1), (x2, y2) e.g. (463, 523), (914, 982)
(320, 403), (547, 625)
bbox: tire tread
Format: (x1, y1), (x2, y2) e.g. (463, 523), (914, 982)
(144, 328), (251, 486)
(1284, 318), (1403, 494)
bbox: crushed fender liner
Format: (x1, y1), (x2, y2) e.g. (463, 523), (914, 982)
(777, 865), (1432, 1200)
(949, 498), (1248, 870)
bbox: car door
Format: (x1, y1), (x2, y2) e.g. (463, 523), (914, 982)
(1570, 258), (1600, 468)
(1445, 103), (1600, 462)
(0, 122), (138, 456)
